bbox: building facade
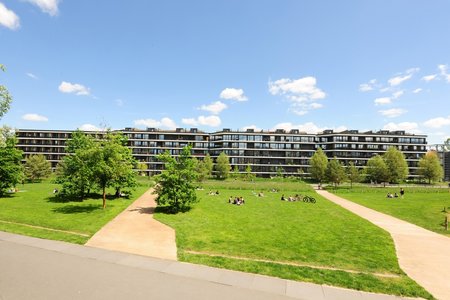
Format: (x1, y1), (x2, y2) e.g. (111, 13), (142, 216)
(15, 128), (428, 178)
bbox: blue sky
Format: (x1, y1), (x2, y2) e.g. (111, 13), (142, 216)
(1, 0), (449, 144)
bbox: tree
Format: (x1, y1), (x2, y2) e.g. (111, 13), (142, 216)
(383, 147), (408, 183)
(195, 158), (208, 182)
(91, 133), (137, 208)
(215, 152), (230, 179)
(24, 154), (51, 182)
(310, 147), (328, 184)
(244, 164), (255, 181)
(56, 131), (96, 199)
(346, 162), (361, 188)
(365, 155), (389, 186)
(154, 145), (198, 213)
(230, 165), (240, 179)
(418, 151), (443, 184)
(0, 64), (12, 120)
(0, 136), (23, 196)
(203, 153), (213, 178)
(136, 161), (148, 176)
(326, 158), (346, 188)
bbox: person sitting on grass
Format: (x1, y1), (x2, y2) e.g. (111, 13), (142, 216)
(281, 194), (286, 201)
(228, 196), (233, 204)
(258, 191), (264, 197)
(386, 193), (393, 198)
(394, 192), (398, 198)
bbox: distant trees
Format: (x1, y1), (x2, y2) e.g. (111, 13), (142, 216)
(326, 158), (346, 188)
(195, 153), (214, 182)
(310, 148), (328, 184)
(56, 131), (137, 207)
(24, 154), (51, 182)
(0, 135), (23, 196)
(154, 145), (198, 213)
(383, 147), (409, 183)
(346, 162), (361, 188)
(365, 155), (389, 185)
(215, 152), (230, 179)
(418, 151), (443, 184)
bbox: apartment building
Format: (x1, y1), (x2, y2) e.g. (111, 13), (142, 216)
(15, 128), (428, 178)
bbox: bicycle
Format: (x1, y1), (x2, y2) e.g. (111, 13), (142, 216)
(302, 195), (316, 203)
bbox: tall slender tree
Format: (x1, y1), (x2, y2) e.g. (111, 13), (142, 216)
(418, 151), (443, 184)
(383, 147), (408, 183)
(310, 147), (328, 184)
(346, 162), (361, 188)
(215, 152), (230, 179)
(365, 155), (389, 186)
(0, 64), (12, 120)
(326, 157), (346, 188)
(0, 136), (23, 196)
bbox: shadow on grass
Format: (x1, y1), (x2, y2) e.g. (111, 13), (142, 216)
(52, 204), (101, 214)
(47, 193), (117, 203)
(154, 206), (192, 214)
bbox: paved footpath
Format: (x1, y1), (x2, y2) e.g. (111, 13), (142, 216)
(0, 231), (421, 300)
(316, 189), (450, 300)
(85, 188), (177, 260)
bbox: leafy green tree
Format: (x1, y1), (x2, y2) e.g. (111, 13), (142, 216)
(310, 147), (328, 184)
(383, 147), (408, 183)
(91, 133), (137, 208)
(215, 152), (230, 179)
(57, 131), (96, 199)
(231, 165), (240, 179)
(203, 153), (213, 178)
(0, 64), (12, 120)
(154, 145), (198, 213)
(346, 162), (361, 188)
(326, 158), (346, 188)
(195, 158), (208, 182)
(24, 154), (52, 182)
(136, 161), (148, 176)
(418, 151), (443, 184)
(0, 136), (23, 196)
(365, 155), (389, 186)
(276, 166), (284, 178)
(244, 164), (255, 181)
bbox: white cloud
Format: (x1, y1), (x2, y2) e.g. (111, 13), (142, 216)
(387, 68), (419, 87)
(374, 97), (391, 105)
(182, 115), (221, 127)
(22, 113), (48, 122)
(422, 74), (437, 82)
(271, 122), (346, 134)
(269, 76), (326, 100)
(59, 81), (90, 96)
(115, 99), (124, 106)
(269, 76), (326, 115)
(392, 90), (404, 99)
(26, 72), (38, 79)
(219, 88), (248, 102)
(24, 0), (60, 16)
(412, 88), (422, 94)
(438, 64), (450, 82)
(78, 124), (102, 131)
(134, 117), (177, 130)
(241, 125), (261, 131)
(382, 122), (419, 132)
(379, 108), (407, 118)
(359, 79), (377, 92)
(199, 101), (227, 115)
(0, 3), (20, 30)
(423, 116), (450, 128)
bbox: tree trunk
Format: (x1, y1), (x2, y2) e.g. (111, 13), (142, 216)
(102, 187), (106, 209)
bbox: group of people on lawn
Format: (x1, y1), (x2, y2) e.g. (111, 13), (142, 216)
(386, 188), (405, 199)
(280, 194), (302, 202)
(228, 196), (245, 205)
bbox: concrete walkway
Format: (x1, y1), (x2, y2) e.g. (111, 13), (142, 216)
(316, 188), (450, 300)
(85, 188), (177, 260)
(0, 231), (421, 300)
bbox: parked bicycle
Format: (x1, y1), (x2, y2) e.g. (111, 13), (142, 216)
(302, 195), (316, 203)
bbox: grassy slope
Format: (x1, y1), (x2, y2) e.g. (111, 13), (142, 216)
(332, 186), (450, 236)
(155, 179), (432, 299)
(0, 177), (151, 244)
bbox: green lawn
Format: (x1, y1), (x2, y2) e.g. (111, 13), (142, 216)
(154, 179), (432, 299)
(332, 186), (450, 237)
(0, 177), (151, 244)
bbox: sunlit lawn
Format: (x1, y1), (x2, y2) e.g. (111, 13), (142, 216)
(154, 179), (432, 299)
(0, 177), (151, 244)
(332, 186), (450, 236)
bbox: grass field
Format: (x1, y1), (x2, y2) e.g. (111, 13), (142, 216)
(154, 179), (433, 299)
(331, 186), (450, 236)
(0, 177), (152, 244)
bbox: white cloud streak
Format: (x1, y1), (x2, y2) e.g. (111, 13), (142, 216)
(134, 117), (177, 130)
(379, 108), (407, 118)
(412, 88), (422, 94)
(374, 97), (391, 105)
(219, 88), (248, 102)
(359, 79), (377, 92)
(422, 74), (437, 82)
(78, 124), (102, 131)
(58, 81), (90, 96)
(271, 122), (346, 134)
(198, 101), (227, 115)
(0, 3), (20, 30)
(24, 0), (60, 16)
(22, 113), (48, 122)
(182, 115), (221, 127)
(383, 122), (419, 132)
(26, 72), (38, 79)
(423, 116), (450, 128)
